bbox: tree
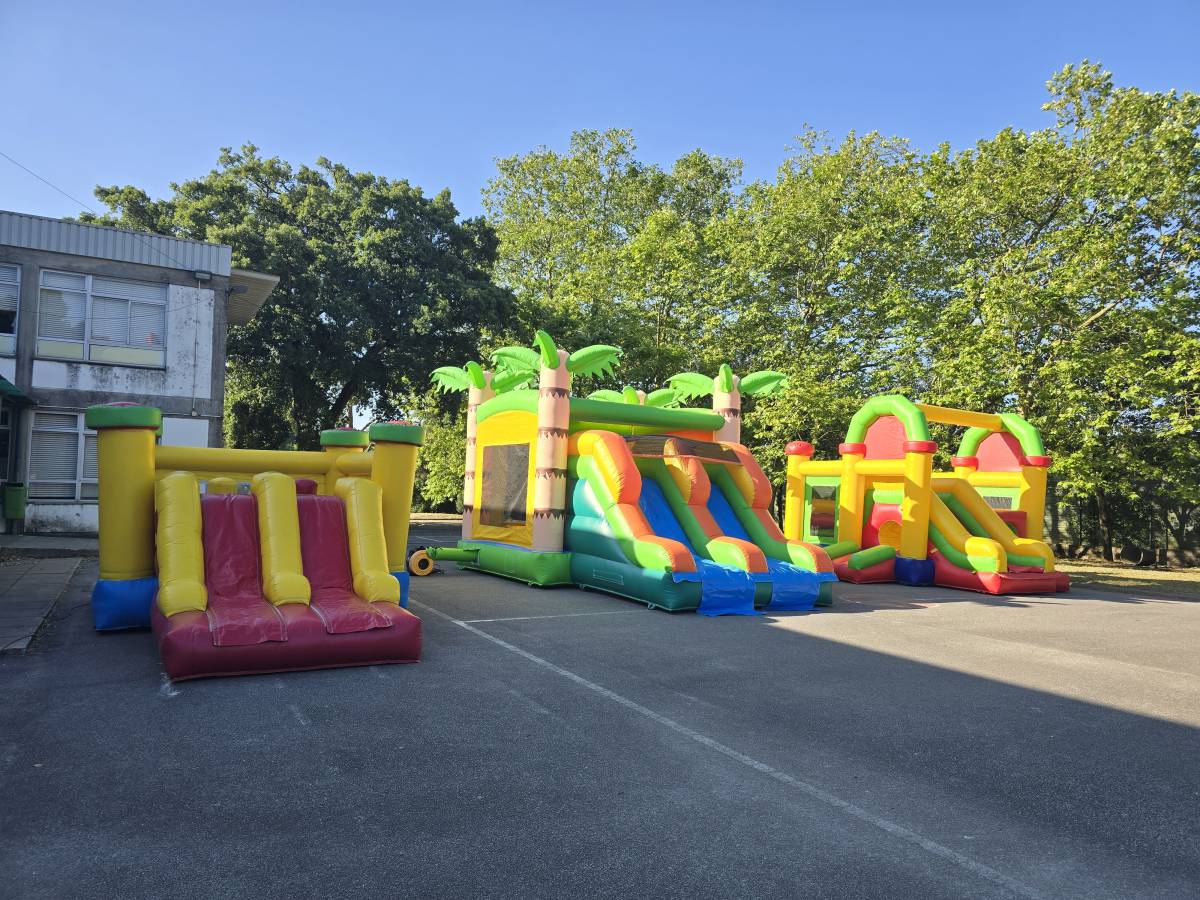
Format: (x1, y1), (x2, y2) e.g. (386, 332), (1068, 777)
(483, 129), (741, 388)
(918, 63), (1200, 558)
(82, 144), (514, 448)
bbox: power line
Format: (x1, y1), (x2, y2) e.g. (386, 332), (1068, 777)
(0, 148), (220, 279)
(0, 148), (260, 320)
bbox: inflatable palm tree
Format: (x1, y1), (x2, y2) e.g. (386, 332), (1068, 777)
(587, 386), (679, 407)
(492, 331), (621, 551)
(431, 360), (534, 538)
(668, 364), (787, 443)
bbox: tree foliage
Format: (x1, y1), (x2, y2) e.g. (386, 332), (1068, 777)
(82, 145), (513, 448)
(484, 65), (1200, 556)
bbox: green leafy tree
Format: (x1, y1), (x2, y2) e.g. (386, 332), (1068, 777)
(82, 144), (513, 448)
(483, 129), (740, 387)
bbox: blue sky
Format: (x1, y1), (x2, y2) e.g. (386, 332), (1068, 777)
(2, 0), (1197, 221)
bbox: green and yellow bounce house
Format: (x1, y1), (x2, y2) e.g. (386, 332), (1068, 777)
(423, 332), (836, 616)
(783, 396), (1069, 594)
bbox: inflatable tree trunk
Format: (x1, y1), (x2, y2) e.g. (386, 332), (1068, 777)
(462, 371), (495, 539)
(714, 375), (741, 443)
(533, 349), (570, 551)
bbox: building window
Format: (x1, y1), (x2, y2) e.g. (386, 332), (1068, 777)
(37, 270), (167, 367)
(28, 412), (97, 501)
(0, 263), (18, 355)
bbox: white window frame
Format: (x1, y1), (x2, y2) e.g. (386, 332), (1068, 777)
(37, 269), (167, 368)
(0, 262), (19, 356)
(28, 411), (98, 502)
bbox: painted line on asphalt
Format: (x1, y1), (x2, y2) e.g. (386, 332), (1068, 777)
(411, 599), (1045, 900)
(461, 610), (641, 624)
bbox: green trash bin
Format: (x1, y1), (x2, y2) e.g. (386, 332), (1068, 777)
(4, 483), (27, 520)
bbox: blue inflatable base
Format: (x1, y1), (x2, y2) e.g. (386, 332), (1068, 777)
(391, 570), (411, 608)
(894, 556), (935, 586)
(92, 577), (157, 631)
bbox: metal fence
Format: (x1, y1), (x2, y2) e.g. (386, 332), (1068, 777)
(1046, 480), (1199, 566)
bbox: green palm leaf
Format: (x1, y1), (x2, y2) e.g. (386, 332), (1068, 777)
(534, 330), (559, 368)
(587, 389), (624, 403)
(431, 366), (472, 393)
(492, 346), (540, 374)
(717, 363), (735, 393)
(668, 372), (714, 400)
(621, 386), (641, 404)
(739, 370), (788, 396)
(492, 368), (536, 393)
(464, 361), (487, 390)
(567, 344), (622, 377)
(644, 388), (680, 408)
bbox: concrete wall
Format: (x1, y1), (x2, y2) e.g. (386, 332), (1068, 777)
(26, 502), (98, 536)
(162, 416), (210, 448)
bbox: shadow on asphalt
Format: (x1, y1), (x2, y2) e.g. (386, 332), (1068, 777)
(2, 559), (1196, 899)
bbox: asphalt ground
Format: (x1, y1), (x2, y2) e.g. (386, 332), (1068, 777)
(1, 530), (1198, 899)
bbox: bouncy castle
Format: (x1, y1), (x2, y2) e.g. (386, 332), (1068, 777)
(783, 396), (1069, 595)
(424, 333), (836, 615)
(87, 403), (423, 679)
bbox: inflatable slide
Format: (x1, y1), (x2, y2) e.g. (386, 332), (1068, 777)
(87, 404), (424, 679)
(784, 396), (1069, 595)
(424, 333), (835, 615)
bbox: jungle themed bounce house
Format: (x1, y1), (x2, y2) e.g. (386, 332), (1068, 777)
(424, 332), (838, 616)
(783, 397), (1070, 595)
(423, 333), (1067, 612)
(87, 404), (424, 679)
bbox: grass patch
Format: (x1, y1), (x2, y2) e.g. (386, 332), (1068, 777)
(1056, 560), (1200, 600)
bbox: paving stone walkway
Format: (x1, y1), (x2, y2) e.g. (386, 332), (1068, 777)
(0, 557), (82, 653)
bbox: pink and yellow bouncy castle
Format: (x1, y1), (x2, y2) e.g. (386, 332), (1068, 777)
(783, 396), (1069, 595)
(87, 403), (424, 679)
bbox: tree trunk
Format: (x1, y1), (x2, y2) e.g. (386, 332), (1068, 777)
(532, 349), (570, 552)
(1095, 489), (1115, 561)
(713, 375), (742, 444)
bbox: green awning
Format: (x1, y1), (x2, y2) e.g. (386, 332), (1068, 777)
(0, 376), (32, 406)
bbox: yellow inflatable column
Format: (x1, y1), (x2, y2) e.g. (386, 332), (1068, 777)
(320, 429), (369, 494)
(899, 440), (937, 559)
(1018, 454), (1052, 542)
(368, 422), (424, 573)
(154, 471), (207, 616)
(85, 404), (162, 581)
(836, 441), (866, 547)
(335, 477), (401, 603)
(250, 472), (310, 605)
(783, 441), (813, 541)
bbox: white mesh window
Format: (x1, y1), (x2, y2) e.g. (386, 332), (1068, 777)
(92, 277), (167, 303)
(129, 301), (166, 349)
(38, 286), (86, 341)
(90, 297), (129, 344)
(36, 271), (167, 364)
(28, 413), (97, 501)
(33, 412), (78, 430)
(41, 271), (85, 291)
(83, 434), (99, 480)
(0, 264), (18, 339)
(29, 428), (79, 499)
